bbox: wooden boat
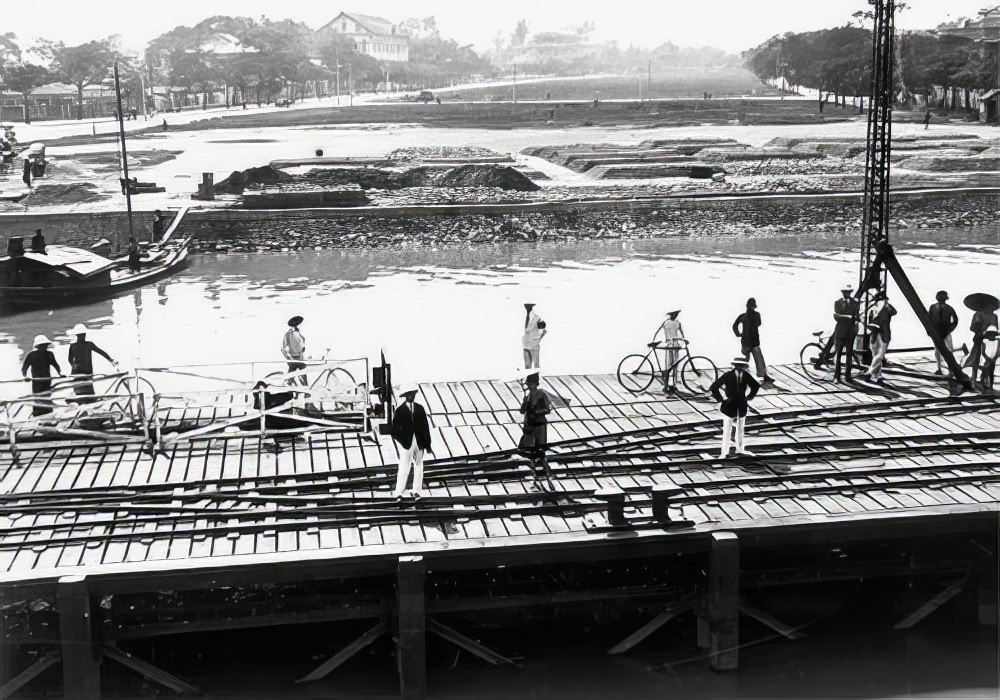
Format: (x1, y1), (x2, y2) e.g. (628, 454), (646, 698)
(0, 230), (191, 310)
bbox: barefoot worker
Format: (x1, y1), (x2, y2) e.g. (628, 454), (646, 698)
(519, 371), (555, 490)
(67, 323), (118, 401)
(732, 297), (774, 385)
(391, 384), (433, 500)
(928, 290), (959, 376)
(655, 310), (685, 392)
(21, 335), (62, 416)
(710, 357), (760, 459)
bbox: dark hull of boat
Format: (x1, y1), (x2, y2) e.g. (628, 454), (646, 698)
(0, 247), (190, 312)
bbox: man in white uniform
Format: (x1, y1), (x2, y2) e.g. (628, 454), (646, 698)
(522, 303), (546, 369)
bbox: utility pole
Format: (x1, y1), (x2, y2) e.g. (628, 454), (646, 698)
(113, 63), (134, 247)
(647, 59), (651, 104)
(336, 64), (341, 105)
(513, 63), (517, 104)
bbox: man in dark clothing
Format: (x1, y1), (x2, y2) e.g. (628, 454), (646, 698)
(67, 323), (117, 401)
(30, 229), (46, 254)
(519, 372), (554, 490)
(863, 293), (897, 384)
(21, 335), (62, 416)
(710, 357), (760, 458)
(924, 110), (931, 129)
(151, 210), (167, 242)
(928, 290), (958, 376)
(22, 157), (31, 188)
(732, 297), (773, 384)
(832, 285), (860, 382)
(391, 385), (432, 499)
(127, 237), (141, 273)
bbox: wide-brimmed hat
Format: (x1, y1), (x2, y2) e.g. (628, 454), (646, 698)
(666, 309), (681, 317)
(398, 383), (419, 396)
(840, 284), (854, 292)
(33, 334), (51, 347)
(731, 356), (750, 367)
(287, 316), (304, 327)
(523, 302), (535, 308)
(514, 367), (544, 380)
(71, 323), (88, 335)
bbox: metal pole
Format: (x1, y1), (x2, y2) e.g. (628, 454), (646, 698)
(513, 63), (517, 104)
(336, 63), (341, 105)
(113, 63), (135, 244)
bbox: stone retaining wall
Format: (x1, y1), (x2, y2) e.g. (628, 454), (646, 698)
(0, 211), (158, 251)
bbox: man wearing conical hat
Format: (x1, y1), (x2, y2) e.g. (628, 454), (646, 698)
(709, 357), (760, 459)
(21, 335), (62, 416)
(67, 323), (117, 401)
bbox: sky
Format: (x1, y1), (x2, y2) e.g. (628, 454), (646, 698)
(6, 0), (997, 55)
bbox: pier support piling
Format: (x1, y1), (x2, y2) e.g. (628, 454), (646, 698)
(708, 532), (740, 671)
(397, 555), (426, 700)
(57, 575), (101, 700)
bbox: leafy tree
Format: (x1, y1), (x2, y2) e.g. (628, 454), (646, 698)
(512, 19), (529, 48)
(4, 62), (49, 122)
(0, 32), (21, 74)
(40, 37), (117, 119)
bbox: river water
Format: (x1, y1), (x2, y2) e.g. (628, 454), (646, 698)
(1, 226), (998, 399)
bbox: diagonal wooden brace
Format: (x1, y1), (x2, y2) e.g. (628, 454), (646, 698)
(607, 599), (695, 655)
(295, 618), (388, 683)
(102, 643), (201, 695)
(0, 651), (60, 697)
(427, 617), (517, 666)
(894, 573), (973, 630)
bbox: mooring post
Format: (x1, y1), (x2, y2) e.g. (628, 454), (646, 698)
(57, 575), (101, 700)
(397, 555), (426, 700)
(595, 487), (626, 527)
(708, 531), (740, 671)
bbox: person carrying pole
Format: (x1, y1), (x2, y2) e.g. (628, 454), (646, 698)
(21, 335), (62, 416)
(519, 371), (554, 491)
(391, 384), (432, 500)
(928, 290), (959, 376)
(710, 357), (760, 459)
(67, 323), (117, 402)
(732, 297), (773, 385)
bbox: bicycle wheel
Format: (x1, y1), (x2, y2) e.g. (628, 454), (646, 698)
(617, 354), (656, 394)
(799, 342), (831, 382)
(316, 367), (359, 410)
(680, 355), (719, 395)
(109, 375), (157, 419)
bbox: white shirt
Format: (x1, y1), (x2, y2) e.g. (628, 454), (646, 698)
(282, 328), (305, 360)
(522, 311), (545, 349)
(660, 319), (684, 349)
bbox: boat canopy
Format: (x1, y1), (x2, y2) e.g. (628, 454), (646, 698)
(0, 245), (116, 279)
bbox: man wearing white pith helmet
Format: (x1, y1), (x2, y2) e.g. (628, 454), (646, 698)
(709, 356), (760, 458)
(391, 383), (433, 500)
(21, 335), (62, 416)
(67, 323), (117, 401)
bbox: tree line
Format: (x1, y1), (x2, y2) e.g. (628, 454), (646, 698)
(744, 26), (999, 112)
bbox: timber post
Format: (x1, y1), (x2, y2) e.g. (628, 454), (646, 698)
(708, 531), (740, 671)
(57, 575), (101, 700)
(397, 555), (426, 699)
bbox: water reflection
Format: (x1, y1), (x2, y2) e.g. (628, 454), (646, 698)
(1, 227), (998, 399)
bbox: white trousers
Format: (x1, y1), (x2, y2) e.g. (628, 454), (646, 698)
(523, 346), (541, 369)
(721, 415), (745, 457)
(868, 335), (888, 380)
(394, 444), (425, 496)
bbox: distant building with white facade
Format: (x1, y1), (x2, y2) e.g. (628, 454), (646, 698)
(317, 12), (409, 63)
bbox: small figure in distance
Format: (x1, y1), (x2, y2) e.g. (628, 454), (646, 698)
(522, 303), (546, 369)
(151, 210), (167, 242)
(519, 371), (554, 491)
(655, 310), (685, 392)
(928, 290), (959, 376)
(68, 323), (117, 402)
(391, 384), (433, 500)
(21, 335), (62, 416)
(30, 228), (46, 254)
(710, 357), (760, 459)
(924, 109), (931, 129)
(282, 316), (308, 387)
(127, 236), (141, 273)
(732, 297), (773, 385)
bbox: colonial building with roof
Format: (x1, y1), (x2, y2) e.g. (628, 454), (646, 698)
(317, 11), (409, 63)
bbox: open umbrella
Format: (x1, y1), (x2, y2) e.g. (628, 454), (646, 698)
(964, 293), (999, 313)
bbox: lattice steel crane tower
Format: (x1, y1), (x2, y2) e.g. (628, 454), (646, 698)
(856, 0), (971, 388)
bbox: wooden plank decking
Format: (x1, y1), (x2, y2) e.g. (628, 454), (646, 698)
(0, 359), (998, 588)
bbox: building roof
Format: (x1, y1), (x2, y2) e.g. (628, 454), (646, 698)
(938, 6), (1000, 39)
(319, 11), (401, 37)
(196, 32), (256, 55)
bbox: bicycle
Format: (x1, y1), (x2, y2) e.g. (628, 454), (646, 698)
(799, 330), (868, 382)
(617, 339), (719, 395)
(265, 362), (360, 412)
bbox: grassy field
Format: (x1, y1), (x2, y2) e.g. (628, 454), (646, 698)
(447, 69), (774, 102)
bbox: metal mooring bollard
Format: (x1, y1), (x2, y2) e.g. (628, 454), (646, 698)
(595, 487), (627, 527)
(652, 484), (679, 524)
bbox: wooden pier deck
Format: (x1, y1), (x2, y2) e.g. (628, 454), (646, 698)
(1, 359), (997, 588)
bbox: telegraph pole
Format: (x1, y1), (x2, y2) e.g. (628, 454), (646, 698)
(513, 63), (518, 104)
(113, 63), (135, 246)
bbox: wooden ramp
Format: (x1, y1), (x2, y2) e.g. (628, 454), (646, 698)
(0, 359), (997, 588)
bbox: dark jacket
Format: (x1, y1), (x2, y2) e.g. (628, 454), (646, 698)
(22, 349), (60, 380)
(520, 387), (552, 430)
(392, 401), (432, 451)
(68, 340), (113, 375)
(869, 302), (897, 343)
(928, 302), (958, 338)
(833, 297), (859, 339)
(732, 310), (762, 348)
(710, 369), (760, 419)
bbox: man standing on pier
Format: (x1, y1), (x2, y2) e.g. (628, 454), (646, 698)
(732, 298), (773, 385)
(522, 303), (546, 369)
(710, 357), (760, 459)
(519, 372), (554, 490)
(67, 324), (118, 401)
(928, 291), (959, 376)
(656, 310), (685, 392)
(282, 316), (308, 387)
(833, 285), (860, 382)
(391, 384), (432, 500)
(863, 292), (896, 385)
